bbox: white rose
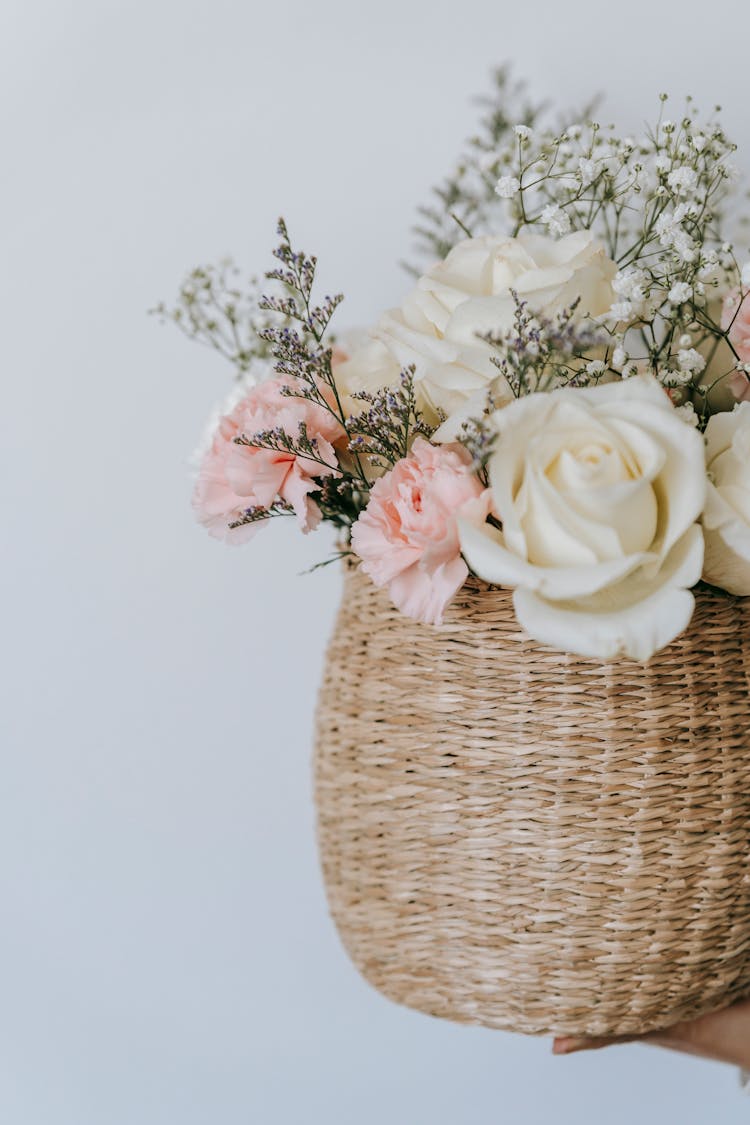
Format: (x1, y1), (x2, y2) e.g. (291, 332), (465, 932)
(335, 231), (617, 418)
(331, 334), (400, 403)
(702, 402), (750, 594)
(458, 375), (706, 661)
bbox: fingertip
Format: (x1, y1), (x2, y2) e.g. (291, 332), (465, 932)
(552, 1037), (577, 1055)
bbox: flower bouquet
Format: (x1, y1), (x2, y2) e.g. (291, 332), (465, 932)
(160, 71), (750, 1036)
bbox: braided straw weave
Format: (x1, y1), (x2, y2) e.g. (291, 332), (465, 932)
(314, 560), (750, 1037)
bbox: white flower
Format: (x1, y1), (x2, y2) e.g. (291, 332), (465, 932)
(673, 231), (697, 263)
(495, 175), (520, 198)
(667, 166), (698, 195)
(612, 345), (628, 370)
(608, 301), (634, 322)
(578, 158), (597, 185)
(665, 367), (693, 386)
(675, 402), (699, 426)
(677, 348), (706, 375)
(612, 268), (646, 300)
(585, 360), (606, 377)
(702, 403), (750, 594)
(514, 125), (532, 140)
(610, 268), (649, 320)
(691, 133), (707, 152)
(540, 204), (571, 236)
(669, 282), (692, 304)
(359, 230), (617, 416)
(656, 204), (690, 247)
(458, 375), (706, 660)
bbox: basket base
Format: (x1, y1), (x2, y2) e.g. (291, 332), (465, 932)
(315, 564), (750, 1036)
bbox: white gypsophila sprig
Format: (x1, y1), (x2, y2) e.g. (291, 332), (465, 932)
(495, 175), (521, 199)
(481, 92), (744, 426)
(406, 67), (597, 273)
(151, 260), (282, 378)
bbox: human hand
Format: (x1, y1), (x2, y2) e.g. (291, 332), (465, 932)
(552, 997), (750, 1069)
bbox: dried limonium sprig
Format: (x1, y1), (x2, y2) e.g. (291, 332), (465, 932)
(485, 292), (609, 398)
(234, 421), (339, 474)
(256, 219), (370, 488)
(220, 220), (377, 532)
(260, 218), (343, 344)
(458, 389), (502, 473)
(228, 500), (296, 531)
(346, 368), (442, 469)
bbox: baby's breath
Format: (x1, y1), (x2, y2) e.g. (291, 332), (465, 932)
(409, 76), (746, 428)
(150, 261), (279, 377)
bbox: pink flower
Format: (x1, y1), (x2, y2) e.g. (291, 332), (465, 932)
(351, 437), (491, 625)
(722, 287), (750, 365)
(728, 369), (750, 403)
(193, 378), (344, 543)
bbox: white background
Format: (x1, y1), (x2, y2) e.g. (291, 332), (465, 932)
(3, 1), (749, 1122)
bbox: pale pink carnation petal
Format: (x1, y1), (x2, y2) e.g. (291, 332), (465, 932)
(389, 556), (469, 626)
(192, 376), (344, 542)
(351, 436), (490, 624)
(281, 466), (323, 532)
(722, 288), (750, 365)
(728, 369), (750, 403)
(225, 445), (290, 508)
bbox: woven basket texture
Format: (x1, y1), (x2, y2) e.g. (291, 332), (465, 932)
(314, 561), (750, 1037)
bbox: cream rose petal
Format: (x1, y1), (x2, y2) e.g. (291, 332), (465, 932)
(338, 231), (617, 417)
(389, 556), (469, 627)
(700, 404), (750, 593)
(512, 524), (705, 661)
(703, 526), (750, 594)
(702, 483), (750, 594)
(457, 374), (707, 657)
(457, 516), (649, 600)
(432, 382), (512, 443)
(583, 395), (706, 564)
(705, 402), (750, 463)
(518, 462), (620, 565)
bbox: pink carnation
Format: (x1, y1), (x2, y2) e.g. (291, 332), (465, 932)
(193, 378), (344, 543)
(728, 370), (750, 403)
(351, 437), (491, 625)
(722, 287), (750, 365)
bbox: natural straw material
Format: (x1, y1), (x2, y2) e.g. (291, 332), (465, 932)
(314, 560), (750, 1037)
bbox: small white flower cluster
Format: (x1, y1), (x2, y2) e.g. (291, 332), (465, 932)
(495, 175), (520, 199)
(412, 77), (744, 427)
(484, 98), (740, 410)
(609, 267), (651, 323)
(540, 203), (570, 236)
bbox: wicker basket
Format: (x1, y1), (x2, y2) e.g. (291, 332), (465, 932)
(314, 560), (750, 1037)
